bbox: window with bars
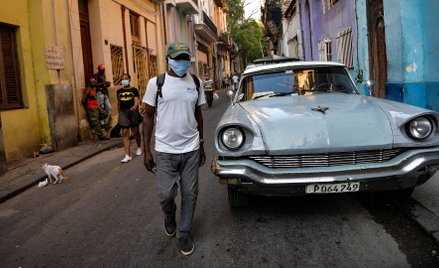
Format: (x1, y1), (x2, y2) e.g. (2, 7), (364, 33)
(133, 45), (148, 88)
(322, 0), (339, 14)
(336, 27), (354, 68)
(318, 37), (332, 61)
(0, 24), (23, 110)
(285, 0), (297, 18)
(130, 12), (140, 44)
(149, 55), (158, 79)
(110, 45), (124, 85)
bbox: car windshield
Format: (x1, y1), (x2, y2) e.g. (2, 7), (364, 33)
(237, 66), (358, 101)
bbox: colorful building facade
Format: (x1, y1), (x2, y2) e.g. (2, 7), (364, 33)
(0, 0), (166, 170)
(0, 0), (79, 168)
(276, 0), (439, 113)
(356, 0), (439, 112)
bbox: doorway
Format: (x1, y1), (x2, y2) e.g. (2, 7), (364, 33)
(367, 0), (387, 98)
(78, 0), (94, 84)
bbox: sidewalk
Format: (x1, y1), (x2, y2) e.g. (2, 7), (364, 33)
(0, 138), (123, 203)
(407, 172), (439, 243)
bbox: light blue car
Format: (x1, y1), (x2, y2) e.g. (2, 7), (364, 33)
(211, 61), (439, 208)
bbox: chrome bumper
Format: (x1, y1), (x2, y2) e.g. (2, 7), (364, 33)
(211, 149), (439, 188)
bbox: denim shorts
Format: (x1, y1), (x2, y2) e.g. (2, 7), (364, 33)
(118, 109), (142, 128)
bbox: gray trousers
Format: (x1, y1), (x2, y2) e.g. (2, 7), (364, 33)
(155, 150), (199, 238)
(97, 91), (112, 125)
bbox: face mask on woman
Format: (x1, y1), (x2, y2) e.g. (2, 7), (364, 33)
(121, 79), (130, 87)
(168, 58), (191, 77)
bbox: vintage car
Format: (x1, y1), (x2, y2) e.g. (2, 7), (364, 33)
(211, 61), (439, 208)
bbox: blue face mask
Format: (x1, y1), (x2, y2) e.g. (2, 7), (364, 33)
(168, 58), (191, 77)
(121, 80), (130, 87)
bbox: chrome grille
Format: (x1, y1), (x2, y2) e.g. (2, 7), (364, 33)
(248, 149), (405, 168)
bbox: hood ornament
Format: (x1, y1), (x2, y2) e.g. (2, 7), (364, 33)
(311, 105), (329, 114)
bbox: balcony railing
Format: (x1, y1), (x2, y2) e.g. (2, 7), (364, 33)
(194, 11), (218, 43)
(202, 11), (217, 36)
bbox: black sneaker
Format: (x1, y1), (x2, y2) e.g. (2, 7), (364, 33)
(163, 217), (176, 237)
(178, 235), (194, 256)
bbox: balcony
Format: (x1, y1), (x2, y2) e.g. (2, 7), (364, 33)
(217, 33), (231, 51)
(175, 0), (198, 15)
(194, 11), (218, 43)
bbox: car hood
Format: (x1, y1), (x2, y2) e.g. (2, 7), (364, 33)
(239, 93), (393, 153)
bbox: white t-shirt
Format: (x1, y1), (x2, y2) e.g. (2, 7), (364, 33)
(232, 75), (239, 84)
(143, 73), (206, 154)
(203, 79), (214, 91)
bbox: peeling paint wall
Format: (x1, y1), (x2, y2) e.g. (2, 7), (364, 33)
(356, 0), (439, 112)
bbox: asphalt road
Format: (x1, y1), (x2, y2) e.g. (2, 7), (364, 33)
(0, 92), (438, 267)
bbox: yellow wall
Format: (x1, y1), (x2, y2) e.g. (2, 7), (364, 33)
(0, 1), (49, 161)
(1, 0), (78, 162)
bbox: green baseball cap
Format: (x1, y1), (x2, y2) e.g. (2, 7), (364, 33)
(167, 42), (191, 58)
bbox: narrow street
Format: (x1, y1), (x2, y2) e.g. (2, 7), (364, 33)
(0, 92), (438, 267)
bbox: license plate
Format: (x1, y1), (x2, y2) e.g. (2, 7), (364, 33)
(306, 182), (360, 194)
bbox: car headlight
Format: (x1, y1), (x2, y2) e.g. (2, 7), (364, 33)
(221, 127), (245, 150)
(407, 117), (433, 140)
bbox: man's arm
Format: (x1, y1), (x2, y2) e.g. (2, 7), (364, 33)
(142, 104), (156, 172)
(81, 87), (90, 105)
(195, 105), (206, 167)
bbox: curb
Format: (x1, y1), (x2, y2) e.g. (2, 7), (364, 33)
(395, 198), (439, 245)
(0, 141), (123, 204)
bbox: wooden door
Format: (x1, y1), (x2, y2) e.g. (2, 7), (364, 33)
(367, 0), (387, 98)
(78, 0), (94, 85)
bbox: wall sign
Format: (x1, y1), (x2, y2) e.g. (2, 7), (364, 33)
(45, 46), (64, 70)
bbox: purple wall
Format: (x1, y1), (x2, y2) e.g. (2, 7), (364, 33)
(300, 0), (357, 63)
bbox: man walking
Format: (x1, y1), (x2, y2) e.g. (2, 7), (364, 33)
(232, 73), (239, 91)
(203, 73), (214, 107)
(142, 42), (206, 256)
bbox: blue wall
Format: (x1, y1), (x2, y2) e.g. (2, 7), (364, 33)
(354, 0), (368, 95)
(421, 1), (439, 112)
(355, 0), (439, 112)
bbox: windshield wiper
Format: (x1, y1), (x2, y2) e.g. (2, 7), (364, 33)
(253, 92), (294, 100)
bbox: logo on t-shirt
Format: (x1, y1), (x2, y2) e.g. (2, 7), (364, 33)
(186, 87), (196, 94)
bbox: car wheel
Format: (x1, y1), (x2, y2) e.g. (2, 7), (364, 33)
(228, 187), (248, 208)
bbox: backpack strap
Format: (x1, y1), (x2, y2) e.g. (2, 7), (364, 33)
(190, 73), (200, 94)
(155, 73), (166, 108)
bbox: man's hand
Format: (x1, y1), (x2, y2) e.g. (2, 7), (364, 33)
(143, 150), (156, 174)
(199, 146), (206, 167)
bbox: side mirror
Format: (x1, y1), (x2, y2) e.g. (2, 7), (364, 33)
(365, 80), (375, 96)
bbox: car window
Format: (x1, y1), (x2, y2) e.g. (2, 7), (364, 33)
(238, 66), (357, 101)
